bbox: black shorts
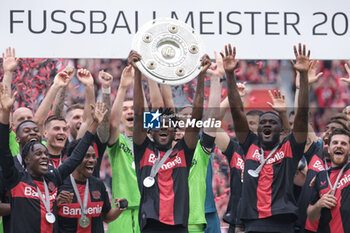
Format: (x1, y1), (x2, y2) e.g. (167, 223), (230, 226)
(142, 219), (188, 233)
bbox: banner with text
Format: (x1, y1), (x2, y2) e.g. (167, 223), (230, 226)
(1, 0), (349, 59)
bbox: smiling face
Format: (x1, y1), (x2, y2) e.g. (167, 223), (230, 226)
(328, 134), (350, 167)
(321, 122), (345, 148)
(66, 108), (83, 140)
(257, 112), (282, 149)
(44, 120), (68, 152)
(16, 121), (42, 147)
(25, 143), (49, 177)
(121, 100), (134, 130)
(151, 117), (176, 150)
(74, 146), (97, 180)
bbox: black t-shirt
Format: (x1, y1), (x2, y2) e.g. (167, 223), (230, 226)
(134, 137), (195, 231)
(222, 139), (245, 226)
(240, 131), (305, 225)
(309, 163), (350, 233)
(0, 123), (94, 233)
(57, 176), (111, 233)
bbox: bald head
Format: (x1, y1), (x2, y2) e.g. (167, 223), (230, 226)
(12, 107), (33, 129)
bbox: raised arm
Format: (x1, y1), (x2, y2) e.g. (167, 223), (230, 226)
(221, 44), (249, 144)
(148, 78), (164, 110)
(160, 84), (175, 112)
(184, 54), (211, 149)
(52, 66), (74, 116)
(33, 71), (70, 133)
(58, 103), (106, 180)
(96, 70), (112, 143)
(267, 90), (290, 138)
(108, 65), (134, 146)
(2, 47), (19, 95)
(290, 43), (310, 144)
(129, 51), (146, 146)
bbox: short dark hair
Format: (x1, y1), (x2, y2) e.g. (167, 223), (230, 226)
(246, 110), (263, 117)
(15, 120), (37, 134)
(259, 111), (283, 125)
(66, 104), (84, 115)
(124, 97), (133, 102)
(326, 119), (349, 131)
(328, 128), (350, 145)
(21, 141), (46, 168)
(44, 115), (67, 128)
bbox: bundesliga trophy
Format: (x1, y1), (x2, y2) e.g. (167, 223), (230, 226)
(132, 18), (204, 85)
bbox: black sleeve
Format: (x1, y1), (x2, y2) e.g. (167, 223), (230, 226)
(200, 132), (215, 154)
(309, 174), (321, 205)
(0, 123), (20, 189)
(223, 139), (242, 164)
(181, 138), (196, 169)
(101, 180), (111, 213)
(289, 133), (306, 162)
(240, 131), (258, 155)
(57, 131), (95, 184)
(304, 142), (318, 164)
(92, 136), (107, 178)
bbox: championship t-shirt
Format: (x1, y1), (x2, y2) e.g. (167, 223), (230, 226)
(309, 163), (350, 233)
(240, 131), (305, 221)
(134, 137), (195, 230)
(107, 134), (140, 208)
(57, 176), (111, 233)
(188, 140), (211, 225)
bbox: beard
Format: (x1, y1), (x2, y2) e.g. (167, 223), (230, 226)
(258, 133), (280, 150)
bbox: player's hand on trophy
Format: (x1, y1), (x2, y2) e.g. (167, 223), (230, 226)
(200, 54), (211, 75)
(128, 50), (142, 70)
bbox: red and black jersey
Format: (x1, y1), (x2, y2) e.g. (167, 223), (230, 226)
(296, 141), (329, 232)
(134, 137), (194, 230)
(0, 123), (95, 233)
(57, 176), (111, 233)
(222, 139), (245, 226)
(309, 163), (350, 233)
(240, 131), (305, 221)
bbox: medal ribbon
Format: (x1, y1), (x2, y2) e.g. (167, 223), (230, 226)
(258, 145), (279, 167)
(36, 179), (52, 215)
(70, 175), (89, 216)
(149, 148), (173, 178)
(326, 162), (348, 195)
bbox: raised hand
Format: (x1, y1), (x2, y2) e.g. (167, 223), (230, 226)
(220, 44), (239, 73)
(98, 70), (113, 88)
(2, 47), (19, 73)
(340, 61), (350, 84)
(77, 68), (94, 86)
(237, 82), (247, 97)
(120, 65), (134, 88)
(53, 72), (70, 87)
(267, 90), (286, 113)
(200, 54), (211, 75)
(91, 101), (107, 124)
(206, 51), (225, 77)
(290, 43), (310, 72)
(127, 50), (142, 69)
(0, 83), (17, 111)
(295, 60), (323, 88)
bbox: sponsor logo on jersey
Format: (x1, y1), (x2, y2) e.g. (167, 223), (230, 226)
(337, 173), (350, 189)
(312, 160), (325, 172)
(148, 153), (183, 170)
(62, 205), (102, 216)
(92, 191), (101, 199)
(24, 186), (57, 200)
(252, 149), (285, 164)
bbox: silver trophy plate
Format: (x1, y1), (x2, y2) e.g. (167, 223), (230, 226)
(132, 18), (204, 85)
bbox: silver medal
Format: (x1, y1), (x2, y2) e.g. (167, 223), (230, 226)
(45, 212), (56, 224)
(79, 215), (90, 228)
(143, 176), (155, 188)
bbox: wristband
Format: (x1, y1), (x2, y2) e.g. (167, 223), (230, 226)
(102, 87), (111, 94)
(201, 132), (216, 151)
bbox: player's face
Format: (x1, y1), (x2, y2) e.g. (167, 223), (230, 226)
(343, 106), (350, 119)
(76, 146), (97, 179)
(247, 114), (259, 134)
(152, 125), (175, 149)
(121, 100), (134, 129)
(44, 120), (68, 150)
(66, 109), (83, 140)
(328, 134), (350, 167)
(322, 122), (344, 147)
(16, 122), (42, 146)
(12, 107), (33, 129)
(258, 113), (281, 147)
(26, 144), (49, 177)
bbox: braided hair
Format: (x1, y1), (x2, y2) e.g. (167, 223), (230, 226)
(21, 141), (46, 168)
